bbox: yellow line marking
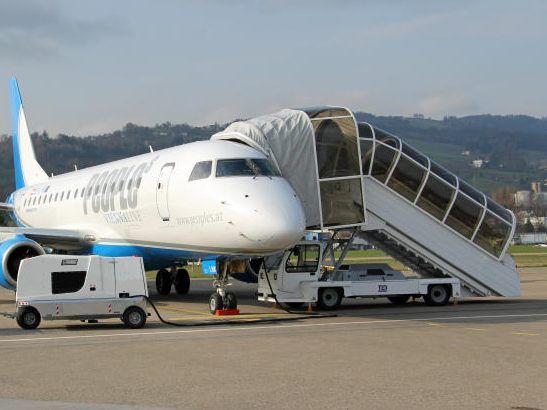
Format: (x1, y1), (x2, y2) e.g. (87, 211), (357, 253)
(511, 332), (540, 336)
(159, 306), (211, 316)
(464, 327), (488, 331)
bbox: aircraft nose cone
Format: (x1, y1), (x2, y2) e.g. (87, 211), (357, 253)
(249, 195), (306, 251)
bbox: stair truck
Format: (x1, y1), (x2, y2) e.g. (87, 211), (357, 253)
(258, 231), (461, 310)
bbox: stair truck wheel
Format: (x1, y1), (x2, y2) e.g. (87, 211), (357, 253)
(155, 268), (172, 296)
(424, 284), (451, 306)
(16, 307), (41, 330)
(225, 292), (238, 310)
(387, 295), (411, 305)
(317, 288), (342, 310)
(174, 268), (190, 295)
(123, 306), (147, 329)
(209, 293), (224, 314)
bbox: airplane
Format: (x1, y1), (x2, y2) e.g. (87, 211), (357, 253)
(0, 78), (306, 312)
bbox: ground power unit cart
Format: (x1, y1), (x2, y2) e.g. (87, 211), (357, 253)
(15, 255), (149, 329)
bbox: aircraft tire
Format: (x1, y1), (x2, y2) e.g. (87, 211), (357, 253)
(174, 268), (190, 295)
(156, 269), (172, 296)
(209, 293), (224, 314)
(225, 292), (237, 310)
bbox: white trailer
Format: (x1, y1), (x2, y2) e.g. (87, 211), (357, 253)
(257, 240), (461, 310)
(15, 255), (149, 329)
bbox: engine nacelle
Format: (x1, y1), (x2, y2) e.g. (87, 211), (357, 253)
(0, 236), (45, 289)
(228, 258), (263, 284)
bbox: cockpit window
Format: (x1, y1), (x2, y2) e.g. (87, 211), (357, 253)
(189, 161), (212, 181)
(216, 158), (280, 178)
(253, 159), (280, 177)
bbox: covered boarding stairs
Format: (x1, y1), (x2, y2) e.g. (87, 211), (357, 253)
(211, 106), (520, 297)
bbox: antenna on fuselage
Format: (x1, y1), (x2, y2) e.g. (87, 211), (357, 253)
(74, 164), (78, 171)
(149, 145), (154, 153)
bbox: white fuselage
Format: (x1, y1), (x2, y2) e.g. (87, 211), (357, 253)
(11, 140), (306, 265)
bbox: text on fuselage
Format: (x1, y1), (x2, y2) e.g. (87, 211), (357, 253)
(83, 156), (159, 215)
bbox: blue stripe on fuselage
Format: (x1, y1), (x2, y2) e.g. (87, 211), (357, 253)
(91, 243), (221, 271)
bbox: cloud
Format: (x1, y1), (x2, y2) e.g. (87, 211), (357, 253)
(0, 1), (124, 61)
(416, 94), (480, 118)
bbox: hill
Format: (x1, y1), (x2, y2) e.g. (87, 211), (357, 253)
(1, 113), (547, 201)
(354, 113), (547, 194)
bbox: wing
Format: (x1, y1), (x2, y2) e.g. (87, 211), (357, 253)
(0, 227), (96, 251)
(0, 203), (13, 212)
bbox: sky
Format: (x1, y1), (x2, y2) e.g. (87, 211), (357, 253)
(0, 0), (546, 137)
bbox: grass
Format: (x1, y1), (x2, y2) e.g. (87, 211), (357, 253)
(508, 245), (547, 254)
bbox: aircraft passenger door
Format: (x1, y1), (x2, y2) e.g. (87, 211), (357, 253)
(156, 163), (175, 221)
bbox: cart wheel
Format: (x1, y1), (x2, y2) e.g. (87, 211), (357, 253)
(317, 288), (342, 310)
(387, 296), (410, 305)
(155, 269), (172, 296)
(424, 285), (451, 306)
(225, 292), (238, 310)
(209, 293), (224, 314)
(174, 268), (190, 295)
(16, 307), (41, 330)
(123, 306), (147, 329)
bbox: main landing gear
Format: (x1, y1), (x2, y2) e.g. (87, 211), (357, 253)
(208, 261), (238, 314)
(155, 267), (190, 296)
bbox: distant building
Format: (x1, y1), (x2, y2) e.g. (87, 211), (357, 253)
(471, 159), (484, 168)
(515, 233), (547, 245)
(525, 216), (547, 229)
(513, 182), (547, 208)
(514, 190), (532, 208)
(461, 150), (471, 156)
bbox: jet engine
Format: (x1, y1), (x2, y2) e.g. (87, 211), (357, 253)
(0, 236), (44, 289)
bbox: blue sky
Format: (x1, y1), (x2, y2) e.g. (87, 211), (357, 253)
(0, 0), (546, 136)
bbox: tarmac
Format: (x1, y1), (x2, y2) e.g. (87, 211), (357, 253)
(0, 268), (546, 410)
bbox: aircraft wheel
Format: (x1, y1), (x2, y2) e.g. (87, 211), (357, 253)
(174, 268), (190, 295)
(225, 292), (238, 310)
(16, 307), (41, 330)
(155, 269), (172, 295)
(317, 288), (342, 310)
(122, 306), (147, 329)
(209, 293), (224, 314)
(387, 296), (410, 305)
(424, 285), (451, 306)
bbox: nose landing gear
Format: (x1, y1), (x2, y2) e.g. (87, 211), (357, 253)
(208, 261), (239, 314)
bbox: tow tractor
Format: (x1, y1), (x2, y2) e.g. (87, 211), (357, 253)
(258, 231), (461, 310)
